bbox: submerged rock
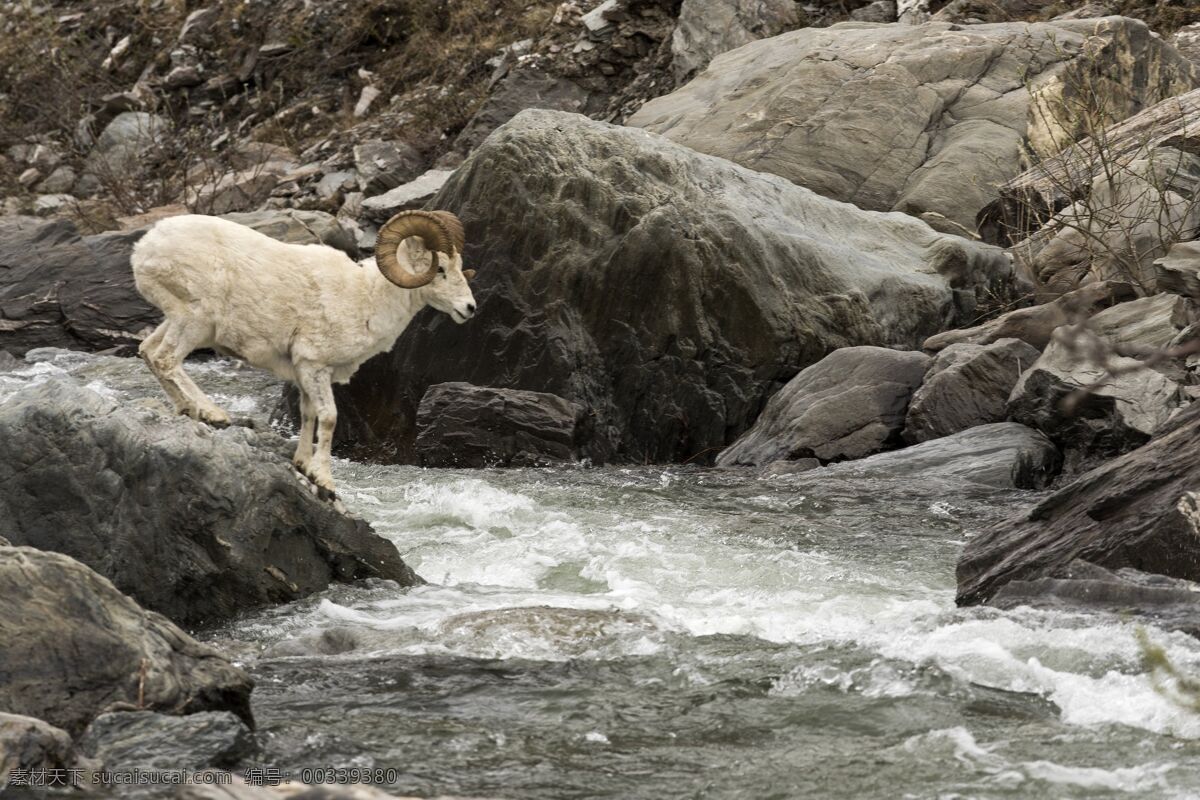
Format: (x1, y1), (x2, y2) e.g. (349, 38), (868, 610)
(79, 711), (257, 772)
(990, 559), (1200, 638)
(332, 110), (1012, 464)
(903, 338), (1040, 444)
(0, 380), (421, 627)
(956, 400), (1200, 605)
(717, 347), (930, 467)
(816, 422), (1061, 490)
(0, 546), (254, 736)
(415, 382), (582, 467)
(630, 18), (1197, 233)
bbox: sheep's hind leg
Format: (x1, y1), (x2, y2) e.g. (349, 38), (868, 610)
(149, 319), (230, 427)
(140, 320), (194, 416)
(292, 386), (317, 475)
(295, 366), (337, 498)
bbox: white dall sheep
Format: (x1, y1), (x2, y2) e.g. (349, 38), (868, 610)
(131, 210), (476, 494)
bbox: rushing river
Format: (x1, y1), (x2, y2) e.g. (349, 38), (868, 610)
(4, 350), (1200, 799)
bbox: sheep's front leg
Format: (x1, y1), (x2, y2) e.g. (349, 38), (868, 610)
(292, 386), (316, 475)
(296, 366), (337, 497)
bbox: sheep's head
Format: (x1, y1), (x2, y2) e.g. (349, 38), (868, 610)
(375, 210), (477, 323)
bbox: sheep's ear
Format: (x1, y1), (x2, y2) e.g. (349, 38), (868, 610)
(463, 269), (477, 281)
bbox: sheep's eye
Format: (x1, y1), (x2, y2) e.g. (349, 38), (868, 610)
(437, 267), (445, 276)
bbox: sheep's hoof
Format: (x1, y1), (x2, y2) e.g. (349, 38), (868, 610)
(199, 409), (231, 428)
(297, 467), (337, 503)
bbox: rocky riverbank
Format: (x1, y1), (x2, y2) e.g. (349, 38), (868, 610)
(4, 0), (1200, 796)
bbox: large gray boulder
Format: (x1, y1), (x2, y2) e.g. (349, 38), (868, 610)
(1007, 294), (1189, 459)
(817, 422), (1061, 489)
(330, 110), (1012, 465)
(0, 212), (356, 357)
(630, 18), (1198, 233)
(671, 0), (802, 81)
(0, 546), (254, 736)
(415, 382), (582, 467)
(717, 346), (930, 466)
(0, 380), (420, 627)
(957, 398), (1200, 605)
(903, 338), (1041, 443)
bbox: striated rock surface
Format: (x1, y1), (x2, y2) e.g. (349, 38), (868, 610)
(414, 382), (581, 468)
(717, 347), (930, 467)
(0, 380), (420, 627)
(0, 546), (254, 736)
(330, 110), (1012, 464)
(990, 559), (1200, 638)
(1006, 294), (1188, 459)
(957, 399), (1200, 605)
(630, 17), (1198, 233)
(817, 422), (1061, 490)
(904, 338), (1041, 443)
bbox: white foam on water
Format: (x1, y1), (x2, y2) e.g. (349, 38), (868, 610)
(903, 728), (1178, 794)
(313, 468), (1200, 743)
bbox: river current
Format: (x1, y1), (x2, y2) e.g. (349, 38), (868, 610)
(3, 349), (1200, 799)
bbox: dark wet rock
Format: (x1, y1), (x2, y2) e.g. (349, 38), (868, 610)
(923, 281), (1133, 351)
(903, 338), (1041, 444)
(817, 422), (1061, 490)
(0, 217), (157, 356)
(0, 713), (94, 781)
(956, 400), (1200, 605)
(330, 110), (1012, 465)
(415, 382), (582, 468)
(0, 380), (421, 628)
(79, 711), (257, 771)
(990, 559), (1200, 638)
(671, 0), (802, 81)
(631, 18), (1198, 234)
(717, 347), (930, 467)
(0, 546), (254, 736)
(1007, 295), (1188, 460)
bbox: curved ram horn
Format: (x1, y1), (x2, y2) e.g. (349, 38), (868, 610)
(374, 210), (457, 289)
